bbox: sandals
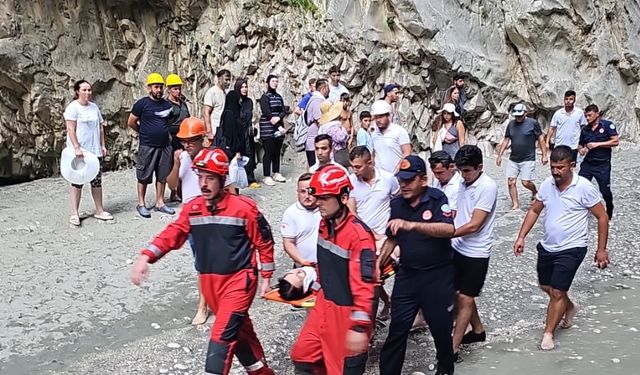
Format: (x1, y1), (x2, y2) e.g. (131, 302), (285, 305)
(94, 211), (114, 221)
(69, 215), (81, 226)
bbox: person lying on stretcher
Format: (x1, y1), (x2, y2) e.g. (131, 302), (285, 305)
(278, 266), (318, 301)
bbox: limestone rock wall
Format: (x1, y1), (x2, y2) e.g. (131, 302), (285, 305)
(1, 0), (638, 181)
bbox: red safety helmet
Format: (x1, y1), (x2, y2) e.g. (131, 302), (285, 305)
(308, 165), (353, 196)
(192, 148), (229, 176)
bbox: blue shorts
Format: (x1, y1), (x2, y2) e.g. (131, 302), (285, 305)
(536, 243), (587, 291)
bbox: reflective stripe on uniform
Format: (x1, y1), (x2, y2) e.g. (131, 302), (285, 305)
(146, 243), (163, 257)
(350, 311), (371, 322)
(244, 361), (265, 371)
(261, 262), (275, 271)
(318, 237), (349, 259)
(190, 216), (248, 226)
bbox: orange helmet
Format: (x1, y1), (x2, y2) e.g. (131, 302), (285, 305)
(176, 117), (206, 139)
(192, 148), (229, 176)
(308, 165), (352, 196)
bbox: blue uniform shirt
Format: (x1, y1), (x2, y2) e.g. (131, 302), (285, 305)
(386, 187), (454, 271)
(579, 119), (617, 162)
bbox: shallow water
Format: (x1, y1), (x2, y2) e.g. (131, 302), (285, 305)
(458, 279), (640, 375)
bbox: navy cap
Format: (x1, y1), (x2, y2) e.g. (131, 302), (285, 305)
(395, 155), (427, 180)
(384, 83), (399, 94)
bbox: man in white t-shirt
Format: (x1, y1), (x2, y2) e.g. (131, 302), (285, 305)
(203, 69), (231, 143)
(546, 90), (587, 159)
(281, 173), (321, 266)
(370, 100), (411, 174)
(308, 134), (347, 173)
(513, 145), (609, 351)
(327, 65), (349, 103)
(428, 151), (463, 217)
(165, 117), (213, 326)
(450, 145), (498, 359)
(347, 146), (400, 321)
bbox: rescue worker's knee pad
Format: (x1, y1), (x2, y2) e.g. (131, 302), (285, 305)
(293, 361), (323, 375)
(343, 353), (367, 375)
(221, 312), (246, 341)
(205, 340), (230, 374)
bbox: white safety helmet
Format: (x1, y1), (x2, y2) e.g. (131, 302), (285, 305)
(370, 100), (392, 116)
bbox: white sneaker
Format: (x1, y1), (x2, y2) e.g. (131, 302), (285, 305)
(263, 176), (276, 186)
(272, 173), (286, 183)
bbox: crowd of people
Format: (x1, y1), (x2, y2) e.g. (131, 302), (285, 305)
(62, 67), (618, 374)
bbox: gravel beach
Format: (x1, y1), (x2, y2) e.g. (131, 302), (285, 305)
(1, 149), (639, 375)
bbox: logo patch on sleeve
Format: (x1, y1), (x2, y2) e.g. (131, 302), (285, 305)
(610, 124), (616, 129)
(422, 210), (432, 220)
(599, 128), (605, 133)
(441, 204), (453, 217)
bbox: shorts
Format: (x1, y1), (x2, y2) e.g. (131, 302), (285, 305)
(506, 160), (535, 180)
(136, 144), (173, 184)
(72, 157), (103, 189)
(453, 251), (490, 297)
(536, 243), (587, 291)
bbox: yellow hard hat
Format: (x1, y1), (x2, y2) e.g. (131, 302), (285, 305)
(146, 72), (165, 86)
(166, 73), (183, 87)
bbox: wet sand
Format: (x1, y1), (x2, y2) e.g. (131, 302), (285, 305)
(1, 149), (639, 374)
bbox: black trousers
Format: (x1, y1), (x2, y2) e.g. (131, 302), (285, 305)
(305, 151), (316, 168)
(579, 159), (613, 219)
(379, 265), (455, 375)
(262, 137), (283, 177)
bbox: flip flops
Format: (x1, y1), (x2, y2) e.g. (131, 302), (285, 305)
(69, 215), (81, 226)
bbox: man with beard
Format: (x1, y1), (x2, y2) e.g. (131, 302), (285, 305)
(203, 69), (231, 143)
(131, 148), (276, 375)
(290, 165), (377, 375)
(383, 83), (401, 124)
(165, 73), (191, 202)
(513, 145), (610, 350)
(127, 73), (175, 218)
(370, 100), (411, 174)
(546, 90), (587, 159)
(378, 155), (456, 375)
(281, 173), (321, 266)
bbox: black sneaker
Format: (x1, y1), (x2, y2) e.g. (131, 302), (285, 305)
(461, 330), (486, 344)
(435, 364), (454, 375)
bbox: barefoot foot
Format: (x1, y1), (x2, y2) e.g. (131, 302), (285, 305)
(540, 333), (555, 350)
(191, 308), (209, 326)
(560, 304), (579, 329)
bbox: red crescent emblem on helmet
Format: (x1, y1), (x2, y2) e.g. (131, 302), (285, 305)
(319, 168), (348, 186)
(212, 151), (229, 167)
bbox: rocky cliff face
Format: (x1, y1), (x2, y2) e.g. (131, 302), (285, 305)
(1, 0), (638, 182)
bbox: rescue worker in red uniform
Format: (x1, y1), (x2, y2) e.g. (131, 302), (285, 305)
(290, 165), (378, 374)
(130, 148), (276, 375)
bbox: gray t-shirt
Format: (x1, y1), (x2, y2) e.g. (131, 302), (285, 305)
(505, 117), (542, 162)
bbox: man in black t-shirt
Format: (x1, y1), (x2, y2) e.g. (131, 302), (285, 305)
(127, 73), (175, 218)
(378, 155), (456, 375)
(496, 103), (548, 210)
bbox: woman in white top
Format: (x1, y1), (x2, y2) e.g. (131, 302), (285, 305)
(64, 80), (113, 226)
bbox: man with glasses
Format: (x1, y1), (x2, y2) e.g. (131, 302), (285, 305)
(496, 103), (548, 210)
(378, 155), (456, 375)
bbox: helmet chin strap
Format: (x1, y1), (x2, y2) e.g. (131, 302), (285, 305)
(326, 197), (348, 238)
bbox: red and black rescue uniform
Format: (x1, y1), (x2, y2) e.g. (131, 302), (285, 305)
(290, 211), (378, 374)
(141, 193), (275, 375)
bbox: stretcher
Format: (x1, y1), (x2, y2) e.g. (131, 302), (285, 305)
(262, 288), (317, 308)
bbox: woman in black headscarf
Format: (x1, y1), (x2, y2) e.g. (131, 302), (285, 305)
(216, 89), (246, 161)
(234, 78), (259, 187)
